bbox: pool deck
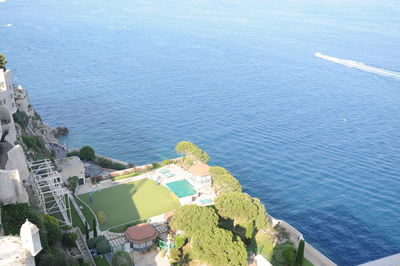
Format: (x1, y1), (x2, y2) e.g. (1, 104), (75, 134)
(149, 164), (216, 206)
(76, 163), (216, 207)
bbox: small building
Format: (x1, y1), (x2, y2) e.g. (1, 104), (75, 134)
(188, 163), (211, 185)
(124, 224), (158, 252)
(55, 156), (85, 185)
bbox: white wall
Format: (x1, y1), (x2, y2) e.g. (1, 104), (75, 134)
(0, 169), (29, 204)
(5, 145), (30, 182)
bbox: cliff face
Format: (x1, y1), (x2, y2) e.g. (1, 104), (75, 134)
(13, 86), (58, 160)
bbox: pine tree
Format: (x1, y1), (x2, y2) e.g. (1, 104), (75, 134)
(93, 219), (97, 237)
(85, 221), (89, 240)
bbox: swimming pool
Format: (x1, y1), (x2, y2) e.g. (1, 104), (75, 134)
(166, 179), (196, 198)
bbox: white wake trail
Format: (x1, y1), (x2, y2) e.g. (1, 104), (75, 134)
(315, 53), (400, 79)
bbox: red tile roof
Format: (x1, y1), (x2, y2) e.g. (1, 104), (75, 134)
(124, 224), (158, 243)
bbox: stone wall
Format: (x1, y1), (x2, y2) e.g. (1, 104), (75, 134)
(304, 242), (336, 266)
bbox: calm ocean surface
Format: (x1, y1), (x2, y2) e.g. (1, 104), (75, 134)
(1, 0), (399, 264)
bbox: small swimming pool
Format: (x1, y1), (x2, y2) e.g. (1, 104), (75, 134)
(166, 179), (196, 198)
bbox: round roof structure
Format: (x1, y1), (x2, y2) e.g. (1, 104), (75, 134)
(188, 163), (210, 176)
(124, 224), (158, 243)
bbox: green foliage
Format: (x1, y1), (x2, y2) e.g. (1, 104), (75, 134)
(85, 221), (89, 240)
(170, 205), (218, 237)
(95, 156), (127, 170)
(21, 135), (46, 153)
(215, 192), (258, 224)
(111, 250), (133, 266)
(252, 197), (269, 230)
(162, 159), (172, 165)
(93, 219), (97, 237)
(0, 53), (7, 70)
(108, 219), (149, 233)
(68, 176), (79, 193)
(87, 236), (111, 254)
(67, 150), (80, 157)
(174, 235), (187, 249)
(97, 239), (111, 254)
(43, 215), (61, 246)
(192, 227), (247, 266)
(1, 203), (49, 250)
(272, 243), (297, 266)
(13, 110), (30, 128)
(169, 247), (181, 263)
(246, 220), (254, 239)
(209, 166), (242, 195)
(209, 166), (230, 176)
(79, 146), (95, 161)
(253, 231), (275, 260)
(175, 141), (209, 163)
(151, 162), (161, 169)
(38, 248), (79, 266)
(295, 240), (305, 266)
(97, 210), (106, 224)
(61, 232), (77, 248)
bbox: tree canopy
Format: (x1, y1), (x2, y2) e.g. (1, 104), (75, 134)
(43, 215), (61, 246)
(192, 227), (247, 266)
(79, 146), (95, 161)
(215, 192), (258, 224)
(0, 54), (7, 70)
(252, 197), (269, 230)
(170, 205), (218, 237)
(209, 166), (242, 195)
(67, 176), (79, 193)
(175, 141), (209, 164)
(111, 250), (133, 266)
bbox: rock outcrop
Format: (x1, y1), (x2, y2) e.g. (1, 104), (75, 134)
(52, 126), (69, 138)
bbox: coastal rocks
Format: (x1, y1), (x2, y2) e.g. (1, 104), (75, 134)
(52, 127), (69, 138)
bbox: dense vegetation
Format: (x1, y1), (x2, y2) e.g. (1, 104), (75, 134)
(111, 250), (133, 266)
(175, 141), (209, 166)
(0, 53), (7, 70)
(168, 141), (301, 266)
(68, 146), (128, 170)
(1, 203), (84, 265)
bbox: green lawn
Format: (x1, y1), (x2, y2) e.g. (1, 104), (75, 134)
(78, 178), (181, 230)
(69, 200), (86, 233)
(303, 258), (314, 266)
(94, 255), (110, 266)
(73, 195), (96, 230)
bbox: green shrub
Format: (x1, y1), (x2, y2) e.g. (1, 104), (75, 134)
(97, 210), (106, 224)
(169, 247), (181, 263)
(246, 220), (254, 239)
(61, 232), (77, 248)
(79, 146), (95, 161)
(87, 236), (110, 254)
(68, 176), (79, 193)
(43, 215), (61, 246)
(175, 235), (187, 249)
(1, 203), (49, 250)
(162, 159), (172, 166)
(21, 135), (45, 152)
(272, 243), (297, 266)
(95, 156), (127, 170)
(111, 250), (133, 266)
(13, 110), (29, 128)
(151, 162), (161, 169)
(67, 151), (80, 157)
(295, 240), (305, 266)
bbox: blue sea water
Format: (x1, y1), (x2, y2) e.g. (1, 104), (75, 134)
(1, 0), (400, 264)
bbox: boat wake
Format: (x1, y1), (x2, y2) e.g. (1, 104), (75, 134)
(315, 52), (400, 79)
